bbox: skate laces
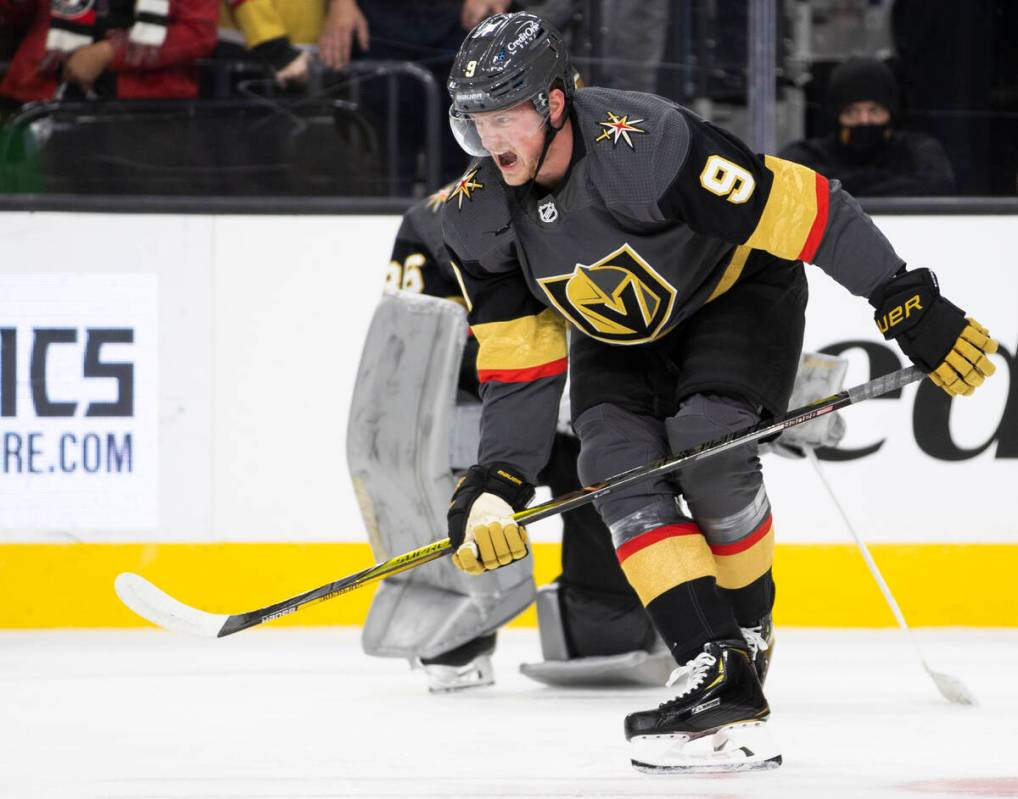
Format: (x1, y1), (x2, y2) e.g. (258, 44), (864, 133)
(741, 625), (769, 658)
(663, 650), (717, 699)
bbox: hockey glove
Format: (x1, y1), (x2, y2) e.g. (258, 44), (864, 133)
(448, 463), (535, 575)
(871, 268), (997, 397)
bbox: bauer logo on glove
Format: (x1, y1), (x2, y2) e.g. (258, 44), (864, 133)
(870, 268), (997, 397)
(447, 462), (535, 575)
(875, 294), (923, 335)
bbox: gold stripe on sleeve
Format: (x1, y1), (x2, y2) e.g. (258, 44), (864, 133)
(472, 308), (568, 372)
(744, 156), (819, 260)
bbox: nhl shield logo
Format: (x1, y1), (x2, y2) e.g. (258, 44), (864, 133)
(538, 199), (558, 224)
(537, 244), (677, 344)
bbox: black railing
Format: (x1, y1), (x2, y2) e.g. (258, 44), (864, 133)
(335, 60), (442, 193)
(0, 59), (443, 197)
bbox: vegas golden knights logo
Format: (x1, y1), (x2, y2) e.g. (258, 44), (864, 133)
(538, 244), (677, 344)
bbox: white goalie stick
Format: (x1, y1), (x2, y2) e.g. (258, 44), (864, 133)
(115, 365), (924, 640)
(804, 448), (977, 705)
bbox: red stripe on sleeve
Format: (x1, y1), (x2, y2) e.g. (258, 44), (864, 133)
(477, 357), (568, 384)
(796, 173), (829, 264)
(709, 515), (773, 556)
(616, 522), (701, 564)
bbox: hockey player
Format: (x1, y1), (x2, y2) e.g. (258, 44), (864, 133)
(439, 13), (998, 773)
(377, 187), (668, 692)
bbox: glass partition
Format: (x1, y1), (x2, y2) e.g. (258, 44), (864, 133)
(1, 0), (1015, 200)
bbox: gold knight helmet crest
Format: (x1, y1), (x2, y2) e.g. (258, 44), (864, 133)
(538, 244), (677, 344)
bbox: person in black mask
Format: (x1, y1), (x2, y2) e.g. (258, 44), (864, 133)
(780, 57), (956, 197)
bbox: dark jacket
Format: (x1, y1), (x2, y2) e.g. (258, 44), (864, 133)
(779, 130), (956, 197)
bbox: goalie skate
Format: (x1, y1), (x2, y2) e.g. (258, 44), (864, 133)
(625, 640), (781, 774)
(414, 633), (496, 693)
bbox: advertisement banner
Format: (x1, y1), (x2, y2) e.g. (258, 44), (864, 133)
(0, 274), (158, 533)
(0, 213), (1012, 546)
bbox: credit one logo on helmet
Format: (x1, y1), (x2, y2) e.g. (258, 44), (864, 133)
(0, 274), (158, 532)
(506, 21), (540, 54)
(538, 244), (677, 344)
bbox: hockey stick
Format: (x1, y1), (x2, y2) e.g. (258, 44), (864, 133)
(804, 448), (976, 705)
(115, 365), (924, 638)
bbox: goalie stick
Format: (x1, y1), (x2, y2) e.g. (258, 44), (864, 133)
(115, 365), (923, 639)
(804, 448), (976, 705)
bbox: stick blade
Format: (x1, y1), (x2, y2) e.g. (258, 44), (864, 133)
(926, 664), (978, 706)
(114, 572), (228, 638)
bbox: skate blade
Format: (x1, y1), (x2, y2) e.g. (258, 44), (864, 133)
(630, 721), (782, 774)
(427, 674), (494, 694)
(632, 754), (782, 775)
(420, 657), (495, 694)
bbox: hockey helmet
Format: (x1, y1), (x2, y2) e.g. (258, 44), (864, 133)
(448, 12), (574, 157)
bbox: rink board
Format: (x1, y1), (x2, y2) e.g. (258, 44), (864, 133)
(2, 541), (1017, 628)
(0, 212), (1014, 628)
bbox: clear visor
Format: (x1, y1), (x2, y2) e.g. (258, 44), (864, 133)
(449, 99), (550, 158)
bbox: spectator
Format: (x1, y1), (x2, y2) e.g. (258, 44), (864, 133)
(779, 57), (956, 197)
(0, 0), (218, 104)
(218, 0), (319, 86)
(317, 0), (509, 192)
(318, 0), (511, 71)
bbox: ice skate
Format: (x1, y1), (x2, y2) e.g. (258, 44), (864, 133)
(624, 640), (781, 773)
(415, 633), (496, 693)
(741, 614), (774, 685)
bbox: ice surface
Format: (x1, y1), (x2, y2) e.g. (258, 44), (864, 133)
(1, 628), (1016, 799)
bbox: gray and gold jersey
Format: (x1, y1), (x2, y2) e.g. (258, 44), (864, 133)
(441, 86), (905, 479)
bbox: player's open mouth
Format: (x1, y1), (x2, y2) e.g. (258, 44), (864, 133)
(496, 151), (518, 169)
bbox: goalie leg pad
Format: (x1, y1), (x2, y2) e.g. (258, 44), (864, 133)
(348, 293), (534, 660)
(520, 583), (675, 687)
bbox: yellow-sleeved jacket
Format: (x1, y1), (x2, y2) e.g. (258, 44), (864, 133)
(220, 0), (324, 48)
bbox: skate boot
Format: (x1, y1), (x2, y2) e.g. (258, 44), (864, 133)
(741, 614), (774, 685)
(624, 640), (781, 773)
(415, 633), (496, 693)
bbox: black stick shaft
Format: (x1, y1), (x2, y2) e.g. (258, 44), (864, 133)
(217, 539), (452, 636)
(515, 365), (923, 525)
